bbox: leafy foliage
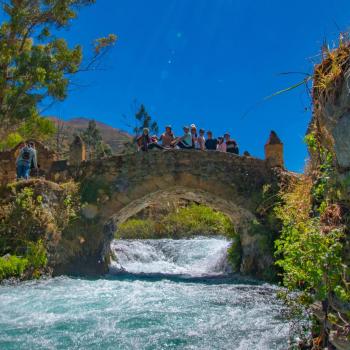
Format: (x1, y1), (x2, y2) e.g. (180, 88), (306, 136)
(116, 204), (236, 240)
(0, 131), (23, 150)
(0, 114), (56, 151)
(0, 254), (28, 280)
(162, 204), (235, 238)
(79, 120), (112, 159)
(0, 0), (116, 133)
(0, 187), (51, 252)
(80, 120), (102, 159)
(227, 235), (242, 272)
(26, 240), (48, 278)
(0, 182), (80, 255)
(275, 176), (349, 304)
(116, 219), (157, 239)
(19, 114), (56, 141)
(313, 40), (350, 96)
(0, 240), (48, 281)
(0, 182), (80, 281)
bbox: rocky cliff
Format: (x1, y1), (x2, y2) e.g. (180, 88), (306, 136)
(307, 43), (350, 349)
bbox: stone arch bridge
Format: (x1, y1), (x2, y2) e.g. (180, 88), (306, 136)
(47, 144), (288, 279)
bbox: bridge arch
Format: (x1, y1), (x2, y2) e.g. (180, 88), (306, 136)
(54, 150), (281, 278)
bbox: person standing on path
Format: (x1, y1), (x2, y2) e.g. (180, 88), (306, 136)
(16, 141), (38, 180)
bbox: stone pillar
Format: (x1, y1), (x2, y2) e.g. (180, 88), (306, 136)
(265, 131), (284, 168)
(69, 135), (86, 165)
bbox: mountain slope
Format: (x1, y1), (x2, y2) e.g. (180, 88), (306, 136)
(47, 117), (133, 155)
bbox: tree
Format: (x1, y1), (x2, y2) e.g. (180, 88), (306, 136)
(19, 114), (56, 140)
(0, 0), (116, 132)
(81, 120), (102, 159)
(80, 120), (113, 159)
(79, 119), (113, 159)
(95, 141), (112, 158)
(133, 104), (159, 137)
(0, 131), (23, 150)
(0, 113), (56, 151)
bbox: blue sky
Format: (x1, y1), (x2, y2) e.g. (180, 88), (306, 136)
(41, 0), (349, 171)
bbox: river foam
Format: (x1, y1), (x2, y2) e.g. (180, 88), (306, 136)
(0, 237), (290, 349)
(109, 237), (232, 276)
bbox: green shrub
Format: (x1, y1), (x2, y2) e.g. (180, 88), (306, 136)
(275, 177), (349, 303)
(0, 255), (28, 280)
(0, 183), (80, 256)
(227, 235), (242, 272)
(161, 204), (235, 238)
(0, 240), (48, 281)
(26, 240), (48, 270)
(116, 219), (157, 239)
(115, 204), (236, 239)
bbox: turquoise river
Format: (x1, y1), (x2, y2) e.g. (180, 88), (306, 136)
(0, 237), (291, 349)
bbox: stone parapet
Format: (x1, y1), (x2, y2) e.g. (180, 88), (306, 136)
(265, 131), (284, 168)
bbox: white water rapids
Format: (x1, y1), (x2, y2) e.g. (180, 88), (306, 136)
(109, 237), (232, 276)
(0, 237), (291, 349)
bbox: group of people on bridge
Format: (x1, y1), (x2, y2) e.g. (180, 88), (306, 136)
(14, 125), (240, 181)
(136, 124), (239, 154)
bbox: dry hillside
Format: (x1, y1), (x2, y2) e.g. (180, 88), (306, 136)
(47, 117), (133, 156)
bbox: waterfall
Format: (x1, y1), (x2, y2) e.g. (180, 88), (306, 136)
(109, 237), (232, 277)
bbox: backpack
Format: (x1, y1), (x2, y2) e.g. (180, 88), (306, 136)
(21, 147), (31, 161)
